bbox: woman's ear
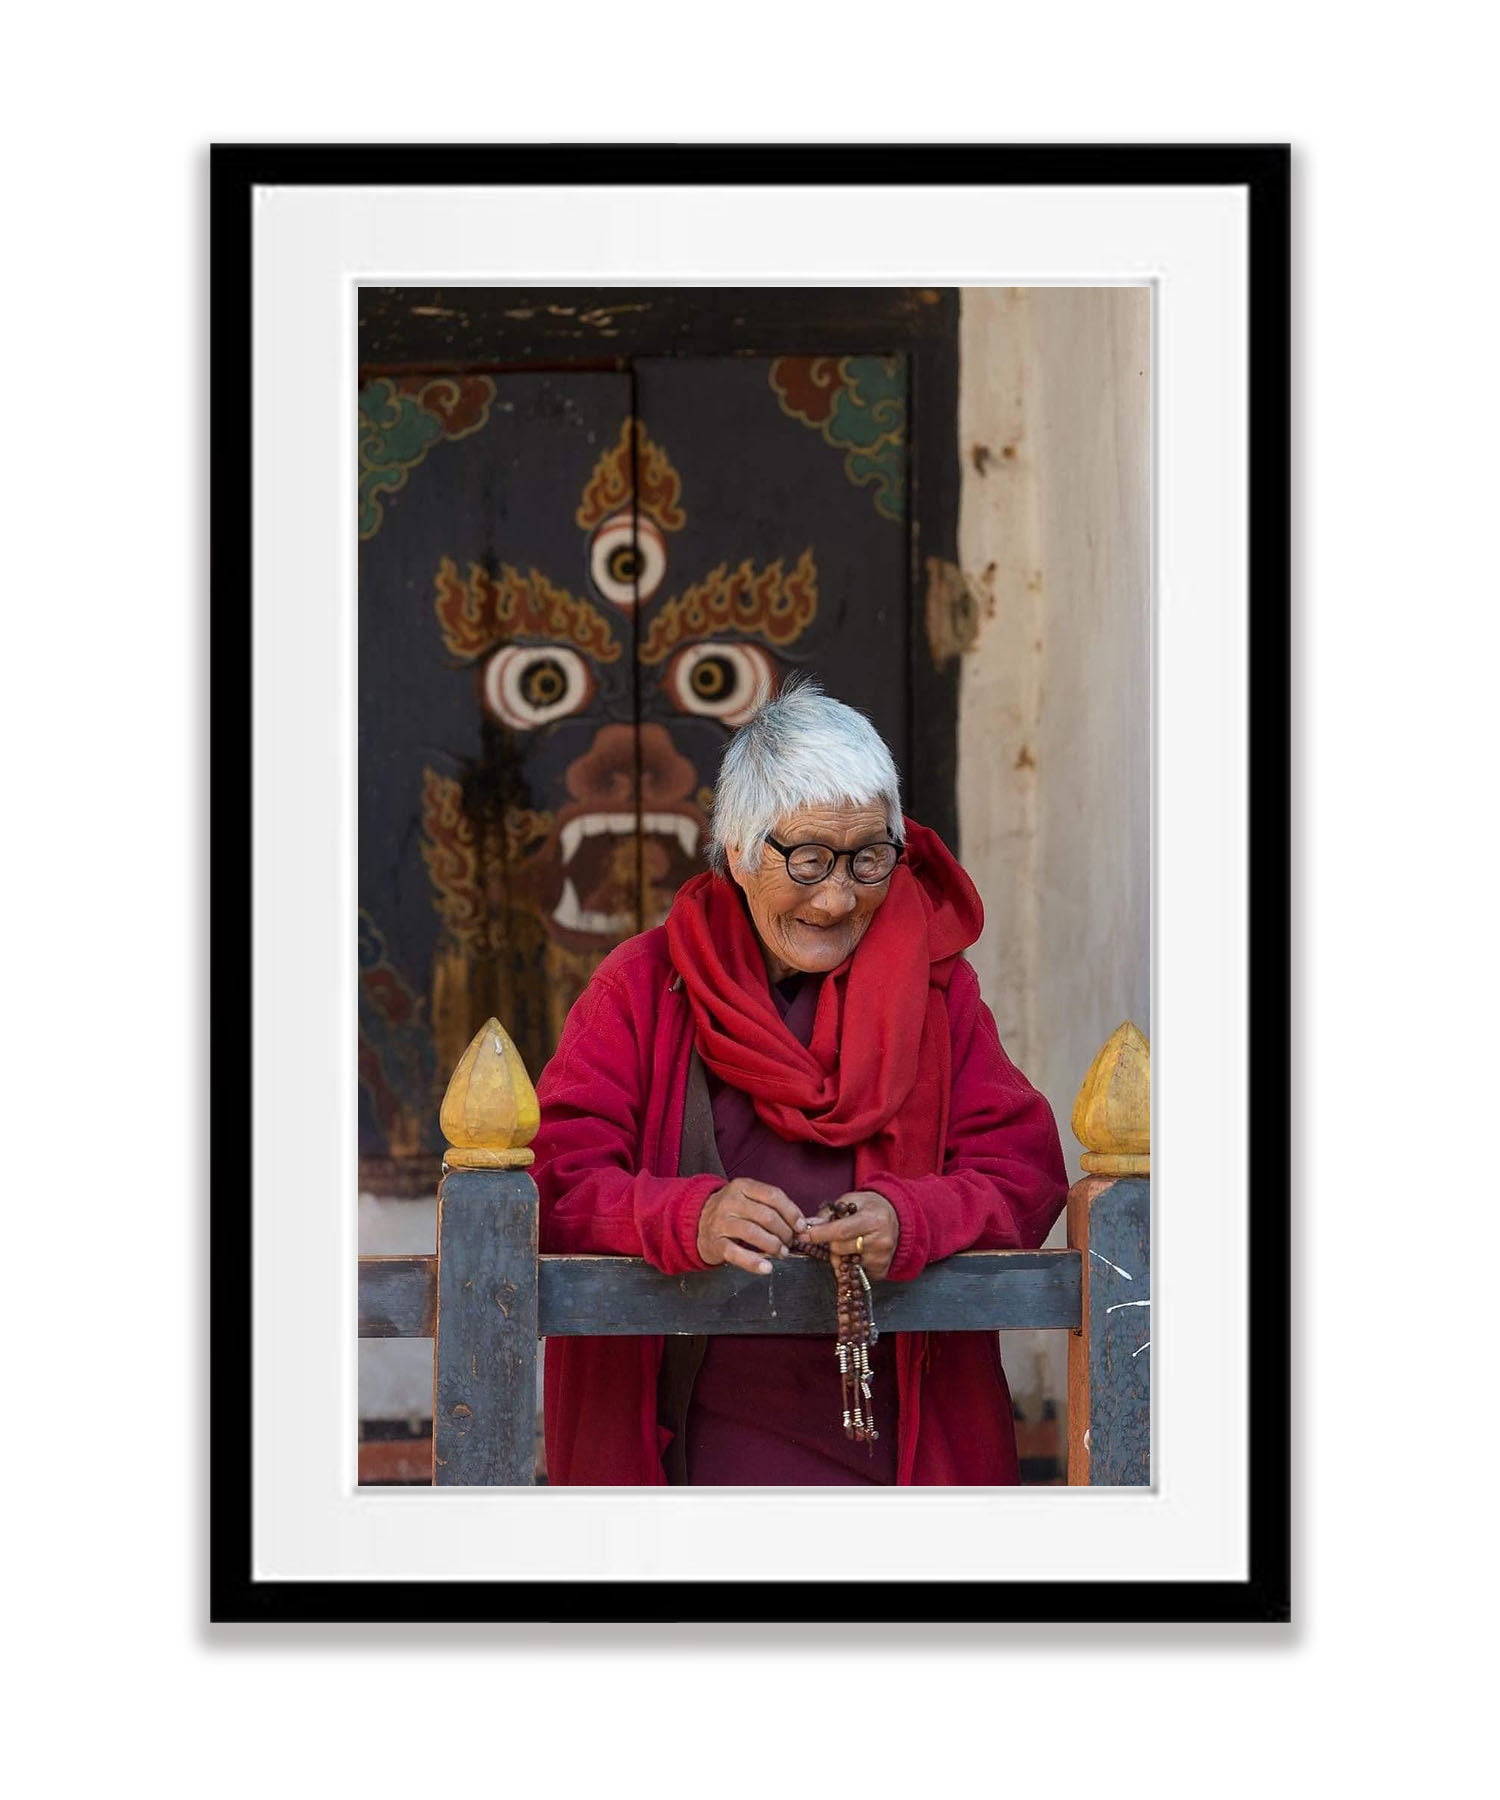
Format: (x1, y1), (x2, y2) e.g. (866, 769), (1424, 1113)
(723, 844), (745, 889)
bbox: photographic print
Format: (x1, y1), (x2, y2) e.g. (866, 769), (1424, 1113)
(216, 147), (1288, 1622)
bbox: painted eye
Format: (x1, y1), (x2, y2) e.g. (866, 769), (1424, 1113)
(483, 645), (595, 729)
(665, 642), (776, 726)
(589, 511), (667, 606)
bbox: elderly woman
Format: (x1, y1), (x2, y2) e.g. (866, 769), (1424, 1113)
(534, 680), (1067, 1485)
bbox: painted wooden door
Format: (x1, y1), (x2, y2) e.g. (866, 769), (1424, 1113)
(358, 354), (910, 1192)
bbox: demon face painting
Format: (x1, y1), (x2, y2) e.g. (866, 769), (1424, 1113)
(358, 356), (907, 1183)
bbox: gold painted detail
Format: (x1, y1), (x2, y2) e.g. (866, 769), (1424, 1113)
(504, 806), (553, 862)
(575, 419), (686, 533)
(420, 769), (485, 947)
(638, 549), (819, 665)
(434, 557), (622, 664)
(440, 1016), (540, 1161)
(420, 772), (554, 956)
(1080, 1151), (1150, 1175)
(444, 1145), (535, 1169)
(1071, 1022), (1151, 1176)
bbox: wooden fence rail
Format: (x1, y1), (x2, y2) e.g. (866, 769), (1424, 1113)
(361, 1244), (1083, 1340)
(357, 1016), (1151, 1487)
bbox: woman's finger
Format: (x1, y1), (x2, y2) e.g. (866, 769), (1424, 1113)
(828, 1221), (895, 1262)
(735, 1199), (797, 1244)
(800, 1208), (883, 1246)
(734, 1181), (808, 1234)
(725, 1219), (787, 1257)
(719, 1240), (775, 1276)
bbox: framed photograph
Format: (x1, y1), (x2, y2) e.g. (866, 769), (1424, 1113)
(214, 144), (1289, 1623)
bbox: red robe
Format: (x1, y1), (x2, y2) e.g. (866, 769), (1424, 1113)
(534, 924), (1069, 1485)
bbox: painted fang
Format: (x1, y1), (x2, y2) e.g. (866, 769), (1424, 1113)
(558, 812), (700, 867)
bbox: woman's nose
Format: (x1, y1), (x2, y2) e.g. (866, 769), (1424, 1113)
(804, 873), (858, 918)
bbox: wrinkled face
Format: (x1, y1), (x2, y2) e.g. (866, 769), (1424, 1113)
(727, 801), (895, 982)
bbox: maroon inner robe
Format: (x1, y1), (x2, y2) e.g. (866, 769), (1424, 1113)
(684, 972), (898, 1485)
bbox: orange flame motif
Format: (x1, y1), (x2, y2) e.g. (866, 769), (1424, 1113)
(504, 807), (554, 861)
(638, 548), (819, 665)
(433, 557), (623, 663)
(575, 419), (686, 534)
(420, 770), (554, 946)
(419, 769), (484, 947)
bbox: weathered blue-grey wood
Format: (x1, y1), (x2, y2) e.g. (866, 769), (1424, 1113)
(359, 1247), (1082, 1342)
(358, 1255), (436, 1338)
(537, 1249), (1080, 1336)
(433, 1168), (539, 1485)
(1085, 1178), (1151, 1485)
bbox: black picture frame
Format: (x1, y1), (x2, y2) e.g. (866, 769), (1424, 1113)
(211, 143), (1290, 1626)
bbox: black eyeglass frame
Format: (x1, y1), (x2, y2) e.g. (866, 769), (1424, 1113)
(761, 834), (906, 886)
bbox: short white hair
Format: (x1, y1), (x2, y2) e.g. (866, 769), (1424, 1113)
(707, 674), (905, 875)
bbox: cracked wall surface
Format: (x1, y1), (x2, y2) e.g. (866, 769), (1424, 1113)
(958, 287), (1151, 1444)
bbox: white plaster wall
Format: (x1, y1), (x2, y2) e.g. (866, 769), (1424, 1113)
(957, 287), (1151, 1433)
(1027, 288), (1152, 1117)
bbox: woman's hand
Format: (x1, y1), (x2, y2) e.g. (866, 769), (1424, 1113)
(798, 1191), (901, 1281)
(697, 1178), (808, 1276)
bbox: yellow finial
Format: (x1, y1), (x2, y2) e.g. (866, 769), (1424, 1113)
(439, 1017), (540, 1169)
(1071, 1022), (1150, 1176)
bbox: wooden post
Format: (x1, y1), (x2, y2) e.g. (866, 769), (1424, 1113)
(1066, 1022), (1151, 1486)
(432, 1018), (541, 1486)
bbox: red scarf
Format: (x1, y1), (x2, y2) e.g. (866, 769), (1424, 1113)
(664, 817), (984, 1178)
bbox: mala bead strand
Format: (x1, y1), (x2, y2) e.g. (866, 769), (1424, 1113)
(846, 1255), (862, 1439)
(793, 1197), (879, 1451)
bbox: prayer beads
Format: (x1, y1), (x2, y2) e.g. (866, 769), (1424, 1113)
(796, 1199), (879, 1451)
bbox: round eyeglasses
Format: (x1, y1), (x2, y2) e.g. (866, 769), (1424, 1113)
(762, 835), (904, 886)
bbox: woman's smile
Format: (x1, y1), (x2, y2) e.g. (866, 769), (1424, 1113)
(727, 801), (893, 983)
